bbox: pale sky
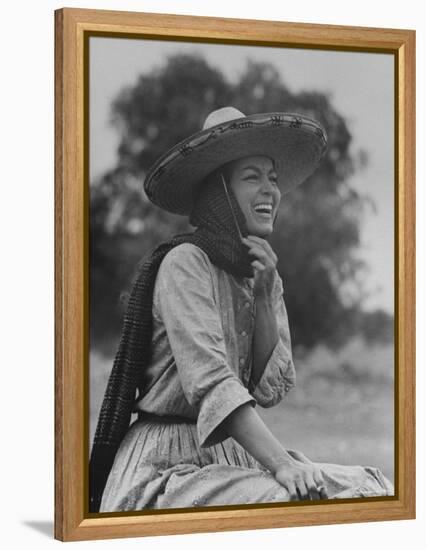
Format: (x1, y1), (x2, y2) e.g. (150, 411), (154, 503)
(90, 37), (394, 314)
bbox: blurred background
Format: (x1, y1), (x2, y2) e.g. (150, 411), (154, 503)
(89, 37), (394, 482)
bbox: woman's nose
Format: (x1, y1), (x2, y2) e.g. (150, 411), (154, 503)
(260, 176), (275, 193)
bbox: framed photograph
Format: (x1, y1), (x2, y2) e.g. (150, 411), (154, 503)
(55, 7), (415, 542)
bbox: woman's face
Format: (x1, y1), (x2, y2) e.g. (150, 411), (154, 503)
(227, 155), (281, 238)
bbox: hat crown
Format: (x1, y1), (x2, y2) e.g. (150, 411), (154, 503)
(202, 106), (246, 130)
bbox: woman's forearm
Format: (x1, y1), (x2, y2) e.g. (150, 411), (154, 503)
(223, 402), (328, 501)
(223, 402), (291, 474)
(251, 294), (279, 387)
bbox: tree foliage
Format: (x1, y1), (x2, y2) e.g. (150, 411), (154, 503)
(90, 53), (382, 354)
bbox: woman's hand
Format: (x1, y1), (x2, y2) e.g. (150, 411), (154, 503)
(274, 456), (329, 501)
(242, 236), (277, 298)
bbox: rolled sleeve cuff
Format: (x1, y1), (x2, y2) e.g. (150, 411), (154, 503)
(249, 340), (296, 408)
(197, 378), (256, 448)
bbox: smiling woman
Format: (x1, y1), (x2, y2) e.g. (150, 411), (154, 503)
(227, 156), (281, 238)
(89, 106), (393, 513)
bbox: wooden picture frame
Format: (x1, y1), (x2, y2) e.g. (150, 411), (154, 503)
(54, 7), (415, 542)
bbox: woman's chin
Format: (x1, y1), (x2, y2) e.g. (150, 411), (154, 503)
(247, 223), (273, 238)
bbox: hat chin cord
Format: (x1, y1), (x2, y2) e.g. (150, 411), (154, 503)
(220, 173), (244, 242)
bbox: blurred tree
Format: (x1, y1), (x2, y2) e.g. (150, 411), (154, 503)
(355, 309), (394, 345)
(90, 54), (389, 354)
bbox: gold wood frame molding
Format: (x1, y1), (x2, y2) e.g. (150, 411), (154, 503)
(54, 7), (416, 542)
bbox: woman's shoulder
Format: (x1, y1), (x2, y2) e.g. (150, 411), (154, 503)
(161, 242), (210, 266)
(157, 243), (213, 282)
(153, 243), (216, 316)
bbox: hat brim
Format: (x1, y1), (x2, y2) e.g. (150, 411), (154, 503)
(144, 112), (327, 215)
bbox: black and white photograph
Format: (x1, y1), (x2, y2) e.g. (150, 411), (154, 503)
(88, 34), (396, 514)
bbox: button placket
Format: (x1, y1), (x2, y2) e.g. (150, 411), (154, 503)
(239, 293), (254, 379)
(230, 275), (255, 380)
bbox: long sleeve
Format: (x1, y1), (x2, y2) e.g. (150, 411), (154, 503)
(248, 272), (296, 407)
(153, 243), (256, 448)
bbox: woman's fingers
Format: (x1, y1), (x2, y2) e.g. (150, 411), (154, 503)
(296, 476), (322, 501)
(313, 467), (329, 500)
(251, 260), (265, 272)
(295, 479), (309, 500)
(247, 246), (270, 263)
(243, 236), (276, 255)
(276, 464), (328, 502)
(305, 473), (321, 501)
(285, 481), (299, 501)
(244, 236), (277, 263)
(276, 467), (325, 501)
(243, 241), (276, 268)
(313, 467), (325, 488)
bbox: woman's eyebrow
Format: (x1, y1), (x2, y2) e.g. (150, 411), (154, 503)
(241, 165), (261, 173)
(241, 165), (277, 175)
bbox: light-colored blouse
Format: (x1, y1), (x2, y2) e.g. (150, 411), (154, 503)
(101, 242), (394, 512)
(133, 242), (296, 448)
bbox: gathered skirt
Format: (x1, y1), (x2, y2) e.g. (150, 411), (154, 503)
(99, 414), (394, 512)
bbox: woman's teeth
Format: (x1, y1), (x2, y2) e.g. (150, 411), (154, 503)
(253, 204), (273, 215)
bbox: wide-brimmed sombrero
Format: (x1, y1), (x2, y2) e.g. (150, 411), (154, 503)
(144, 106), (327, 215)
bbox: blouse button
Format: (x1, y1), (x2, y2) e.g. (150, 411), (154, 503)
(239, 357), (245, 365)
(241, 330), (247, 337)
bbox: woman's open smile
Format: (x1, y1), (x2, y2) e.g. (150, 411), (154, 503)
(252, 201), (274, 219)
(226, 155), (281, 238)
